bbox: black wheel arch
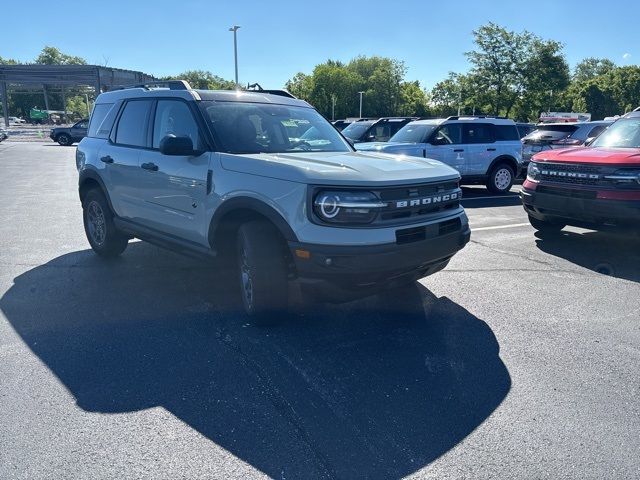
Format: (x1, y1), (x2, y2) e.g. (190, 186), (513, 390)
(79, 169), (115, 212)
(487, 155), (519, 176)
(208, 197), (298, 253)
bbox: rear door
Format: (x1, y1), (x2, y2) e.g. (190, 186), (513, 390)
(462, 123), (496, 175)
(424, 123), (467, 174)
(136, 98), (211, 245)
(100, 99), (153, 220)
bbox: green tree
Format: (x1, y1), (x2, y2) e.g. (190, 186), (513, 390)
(285, 72), (313, 99)
(514, 39), (570, 120)
(66, 95), (91, 118)
(163, 70), (235, 90)
(573, 57), (616, 82)
(466, 23), (532, 116)
(398, 81), (430, 117)
(0, 56), (18, 65)
(34, 46), (87, 65)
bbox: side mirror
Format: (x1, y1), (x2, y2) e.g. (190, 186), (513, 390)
(430, 137), (447, 146)
(584, 137), (595, 146)
(159, 134), (196, 156)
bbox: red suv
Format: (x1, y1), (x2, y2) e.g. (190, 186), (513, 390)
(521, 112), (640, 233)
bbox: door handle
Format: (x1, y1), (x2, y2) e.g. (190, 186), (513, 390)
(141, 162), (158, 171)
(487, 148), (496, 151)
(100, 155), (114, 163)
(453, 149), (464, 152)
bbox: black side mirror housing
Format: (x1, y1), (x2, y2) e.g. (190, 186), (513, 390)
(584, 137), (595, 147)
(159, 135), (196, 156)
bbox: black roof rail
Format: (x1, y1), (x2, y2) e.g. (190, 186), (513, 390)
(112, 80), (192, 91)
(245, 82), (297, 99)
(447, 115), (510, 120)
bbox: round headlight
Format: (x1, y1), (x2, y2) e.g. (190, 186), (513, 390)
(317, 194), (341, 218)
(527, 162), (541, 182)
(313, 190), (386, 224)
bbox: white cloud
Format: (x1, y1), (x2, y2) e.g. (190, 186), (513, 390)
(623, 53), (632, 59)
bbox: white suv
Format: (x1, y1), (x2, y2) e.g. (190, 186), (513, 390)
(356, 116), (524, 193)
(76, 81), (471, 323)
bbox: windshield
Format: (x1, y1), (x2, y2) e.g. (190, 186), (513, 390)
(341, 122), (373, 141)
(389, 123), (436, 143)
(202, 102), (351, 154)
(591, 118), (640, 148)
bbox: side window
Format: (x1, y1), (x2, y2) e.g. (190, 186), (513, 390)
(432, 123), (462, 145)
(88, 103), (114, 138)
(115, 100), (153, 147)
(463, 123), (495, 144)
(494, 125), (520, 141)
(587, 125), (606, 139)
(371, 124), (392, 142)
(76, 120), (89, 129)
(153, 100), (200, 149)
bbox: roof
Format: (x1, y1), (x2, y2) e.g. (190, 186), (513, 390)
(96, 86), (312, 108)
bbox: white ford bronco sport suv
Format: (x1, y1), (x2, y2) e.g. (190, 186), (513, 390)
(76, 81), (471, 322)
(356, 116), (524, 193)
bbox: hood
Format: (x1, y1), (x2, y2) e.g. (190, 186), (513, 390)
(533, 147), (640, 165)
(356, 142), (426, 156)
(220, 150), (459, 186)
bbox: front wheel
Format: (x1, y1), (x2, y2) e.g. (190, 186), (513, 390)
(528, 215), (565, 234)
(57, 133), (72, 146)
(237, 220), (289, 324)
(82, 189), (128, 257)
(486, 163), (515, 194)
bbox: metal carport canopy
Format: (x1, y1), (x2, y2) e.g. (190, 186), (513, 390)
(0, 64), (155, 126)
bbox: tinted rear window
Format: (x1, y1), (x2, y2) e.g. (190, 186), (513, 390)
(115, 100), (153, 147)
(494, 125), (520, 141)
(88, 103), (116, 138)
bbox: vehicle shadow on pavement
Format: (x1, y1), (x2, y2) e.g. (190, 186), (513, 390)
(0, 242), (511, 479)
(535, 230), (640, 282)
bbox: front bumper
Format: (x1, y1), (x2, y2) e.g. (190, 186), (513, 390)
(289, 221), (470, 300)
(520, 184), (640, 230)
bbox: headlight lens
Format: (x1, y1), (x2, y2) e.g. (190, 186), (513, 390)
(313, 190), (387, 224)
(527, 162), (541, 182)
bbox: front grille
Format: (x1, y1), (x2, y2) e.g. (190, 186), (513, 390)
(374, 181), (461, 225)
(540, 163), (603, 186)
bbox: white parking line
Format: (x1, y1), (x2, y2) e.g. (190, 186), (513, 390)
(472, 222), (531, 232)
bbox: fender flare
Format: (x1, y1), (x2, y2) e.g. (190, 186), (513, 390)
(78, 169), (115, 211)
(208, 197), (298, 248)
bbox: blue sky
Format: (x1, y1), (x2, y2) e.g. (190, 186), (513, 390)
(3, 0), (638, 89)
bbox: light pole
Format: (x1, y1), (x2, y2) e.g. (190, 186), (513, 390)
(229, 25), (241, 88)
(358, 91), (364, 118)
(331, 94), (336, 121)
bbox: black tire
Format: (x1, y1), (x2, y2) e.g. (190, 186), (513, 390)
(57, 133), (72, 146)
(528, 215), (565, 233)
(82, 189), (128, 257)
(236, 220), (288, 324)
(486, 162), (515, 194)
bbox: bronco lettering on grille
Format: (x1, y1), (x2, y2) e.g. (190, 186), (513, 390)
(541, 169), (600, 180)
(396, 192), (459, 208)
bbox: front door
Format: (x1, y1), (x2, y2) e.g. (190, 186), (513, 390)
(424, 123), (467, 174)
(136, 99), (211, 245)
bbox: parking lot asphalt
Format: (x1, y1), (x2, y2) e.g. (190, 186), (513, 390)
(0, 142), (638, 479)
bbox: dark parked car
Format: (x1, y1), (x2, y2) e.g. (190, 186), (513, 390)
(341, 117), (416, 143)
(521, 121), (612, 166)
(0, 126), (7, 143)
(332, 119), (353, 131)
(50, 119), (89, 146)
